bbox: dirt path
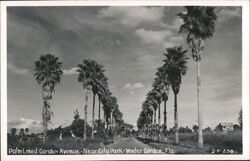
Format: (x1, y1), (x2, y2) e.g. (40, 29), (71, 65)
(106, 137), (151, 149)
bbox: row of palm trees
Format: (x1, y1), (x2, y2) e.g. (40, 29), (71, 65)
(34, 57), (123, 142)
(137, 6), (217, 148)
(137, 46), (188, 144)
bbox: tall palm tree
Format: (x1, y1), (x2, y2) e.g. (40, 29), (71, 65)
(101, 90), (112, 129)
(91, 62), (105, 139)
(152, 78), (164, 141)
(146, 91), (158, 126)
(146, 90), (159, 140)
(97, 75), (108, 121)
(34, 53), (63, 142)
(77, 59), (95, 141)
(163, 46), (188, 144)
(137, 110), (147, 138)
(142, 101), (153, 138)
(152, 78), (163, 127)
(77, 60), (107, 139)
(109, 96), (118, 133)
(178, 6), (217, 148)
(156, 66), (170, 136)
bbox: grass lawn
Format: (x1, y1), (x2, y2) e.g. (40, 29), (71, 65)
(8, 137), (105, 154)
(137, 131), (242, 154)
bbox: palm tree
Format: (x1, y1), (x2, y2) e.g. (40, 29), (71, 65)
(91, 84), (98, 139)
(142, 101), (153, 138)
(91, 62), (105, 139)
(137, 110), (147, 138)
(156, 66), (170, 137)
(76, 59), (94, 141)
(97, 75), (108, 121)
(152, 78), (163, 127)
(146, 91), (158, 126)
(34, 53), (63, 142)
(152, 78), (164, 141)
(163, 46), (188, 144)
(101, 90), (112, 130)
(109, 96), (118, 133)
(146, 91), (159, 140)
(238, 109), (242, 128)
(178, 6), (217, 148)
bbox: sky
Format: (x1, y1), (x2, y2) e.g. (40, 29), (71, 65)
(7, 6), (242, 133)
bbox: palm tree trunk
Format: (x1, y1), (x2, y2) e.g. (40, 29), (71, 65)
(111, 111), (113, 132)
(174, 94), (179, 144)
(97, 97), (101, 135)
(42, 98), (50, 143)
(153, 109), (156, 140)
(158, 103), (161, 126)
(104, 112), (106, 130)
(158, 103), (161, 141)
(163, 100), (167, 136)
(146, 117), (148, 139)
(43, 123), (48, 143)
(83, 89), (89, 141)
(42, 100), (47, 143)
(92, 93), (96, 139)
(197, 60), (203, 148)
(154, 109), (156, 125)
(98, 97), (101, 120)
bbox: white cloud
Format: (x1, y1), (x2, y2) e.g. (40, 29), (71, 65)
(110, 39), (122, 46)
(135, 29), (172, 44)
(135, 28), (184, 48)
(98, 7), (164, 27)
(163, 36), (184, 48)
(63, 67), (77, 75)
(137, 54), (159, 62)
(116, 39), (121, 46)
(165, 18), (184, 30)
(123, 82), (145, 90)
(8, 117), (42, 133)
(8, 63), (30, 75)
(217, 7), (241, 23)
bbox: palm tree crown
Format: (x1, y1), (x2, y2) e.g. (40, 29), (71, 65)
(77, 59), (104, 90)
(178, 6), (217, 61)
(163, 46), (188, 95)
(34, 54), (63, 94)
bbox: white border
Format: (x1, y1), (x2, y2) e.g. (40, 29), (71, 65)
(1, 1), (249, 160)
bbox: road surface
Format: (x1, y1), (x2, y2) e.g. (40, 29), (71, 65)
(104, 137), (206, 154)
(106, 137), (151, 149)
(103, 137), (166, 154)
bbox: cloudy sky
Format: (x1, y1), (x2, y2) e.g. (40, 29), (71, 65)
(7, 6), (242, 133)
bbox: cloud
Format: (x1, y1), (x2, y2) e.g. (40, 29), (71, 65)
(165, 17), (184, 30)
(8, 63), (30, 75)
(135, 29), (172, 44)
(123, 82), (145, 90)
(63, 67), (77, 75)
(163, 35), (184, 48)
(8, 117), (42, 133)
(98, 7), (164, 27)
(135, 28), (184, 48)
(207, 74), (241, 102)
(217, 7), (241, 23)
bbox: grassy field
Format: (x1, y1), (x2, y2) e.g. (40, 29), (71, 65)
(137, 131), (242, 154)
(8, 136), (105, 154)
(8, 131), (242, 154)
